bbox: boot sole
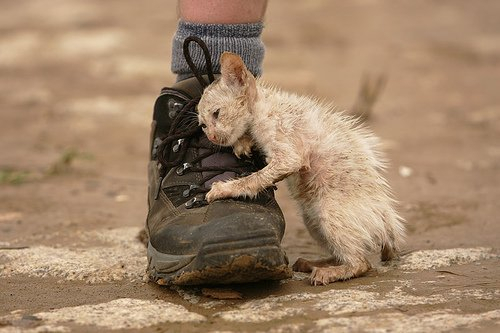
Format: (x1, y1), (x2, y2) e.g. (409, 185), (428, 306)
(147, 232), (292, 285)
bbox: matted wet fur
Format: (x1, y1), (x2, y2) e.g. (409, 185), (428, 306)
(197, 52), (405, 285)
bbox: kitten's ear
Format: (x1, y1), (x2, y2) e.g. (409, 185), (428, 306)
(220, 52), (250, 88)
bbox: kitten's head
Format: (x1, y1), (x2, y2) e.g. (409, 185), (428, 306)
(198, 52), (257, 146)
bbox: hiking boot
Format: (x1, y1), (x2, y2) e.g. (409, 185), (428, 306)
(145, 74), (292, 285)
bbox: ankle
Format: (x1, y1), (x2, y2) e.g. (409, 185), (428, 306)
(171, 20), (265, 81)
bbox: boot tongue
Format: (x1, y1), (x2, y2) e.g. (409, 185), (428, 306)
(198, 135), (240, 187)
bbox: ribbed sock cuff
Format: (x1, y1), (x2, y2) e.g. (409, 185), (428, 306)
(171, 20), (265, 81)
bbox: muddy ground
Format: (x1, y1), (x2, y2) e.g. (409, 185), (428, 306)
(0, 0), (499, 332)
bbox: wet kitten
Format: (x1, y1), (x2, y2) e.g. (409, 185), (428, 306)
(197, 52), (405, 285)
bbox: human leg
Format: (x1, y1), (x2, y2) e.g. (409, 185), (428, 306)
(178, 0), (268, 24)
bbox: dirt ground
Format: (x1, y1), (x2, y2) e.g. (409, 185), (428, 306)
(1, 0), (499, 332)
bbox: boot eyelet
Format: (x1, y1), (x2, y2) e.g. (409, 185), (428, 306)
(185, 197), (197, 208)
(183, 184), (200, 197)
(185, 196), (207, 209)
(176, 162), (192, 176)
(173, 139), (184, 153)
(168, 99), (184, 118)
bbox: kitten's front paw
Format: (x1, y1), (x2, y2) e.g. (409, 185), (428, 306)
(232, 136), (253, 159)
(233, 143), (252, 159)
(205, 181), (239, 203)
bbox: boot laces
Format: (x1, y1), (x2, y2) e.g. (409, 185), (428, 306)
(155, 37), (255, 208)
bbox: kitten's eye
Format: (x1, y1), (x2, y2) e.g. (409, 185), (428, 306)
(213, 109), (220, 120)
(200, 123), (207, 129)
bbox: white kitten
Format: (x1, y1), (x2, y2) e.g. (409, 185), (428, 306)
(197, 52), (405, 285)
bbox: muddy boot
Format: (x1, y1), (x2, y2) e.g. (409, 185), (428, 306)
(145, 39), (291, 285)
(145, 78), (291, 285)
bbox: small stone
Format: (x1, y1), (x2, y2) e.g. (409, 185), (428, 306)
(114, 194), (129, 202)
(398, 166), (413, 177)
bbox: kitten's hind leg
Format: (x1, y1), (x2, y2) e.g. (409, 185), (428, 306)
(292, 257), (342, 273)
(297, 205), (373, 285)
(308, 259), (371, 286)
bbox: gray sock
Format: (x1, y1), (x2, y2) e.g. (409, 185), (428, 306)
(171, 20), (265, 81)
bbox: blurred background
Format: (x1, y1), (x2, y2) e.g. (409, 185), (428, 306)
(1, 0), (499, 261)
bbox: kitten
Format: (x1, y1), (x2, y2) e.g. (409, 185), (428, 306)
(197, 52), (405, 285)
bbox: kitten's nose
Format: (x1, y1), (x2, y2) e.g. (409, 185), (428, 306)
(207, 133), (217, 142)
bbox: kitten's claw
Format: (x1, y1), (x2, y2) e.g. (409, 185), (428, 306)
(232, 136), (253, 159)
(233, 145), (252, 159)
(310, 267), (333, 286)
